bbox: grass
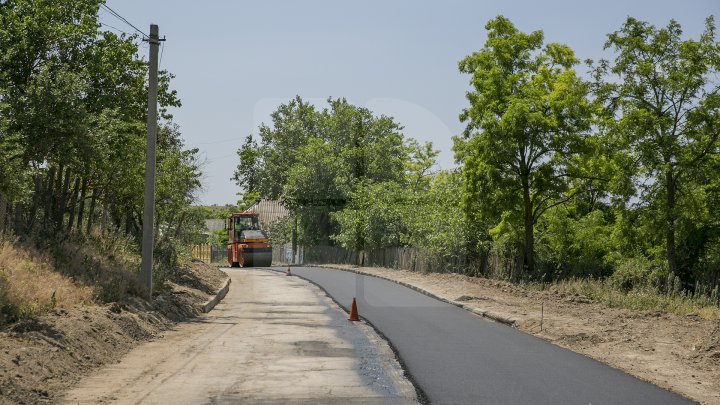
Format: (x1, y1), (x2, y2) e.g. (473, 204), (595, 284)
(0, 230), (145, 325)
(0, 237), (94, 323)
(530, 278), (720, 319)
(53, 230), (142, 302)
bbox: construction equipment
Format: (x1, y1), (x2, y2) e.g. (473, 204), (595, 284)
(226, 212), (272, 267)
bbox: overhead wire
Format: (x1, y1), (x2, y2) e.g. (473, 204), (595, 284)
(99, 21), (132, 37)
(99, 3), (148, 39)
(98, 4), (167, 64)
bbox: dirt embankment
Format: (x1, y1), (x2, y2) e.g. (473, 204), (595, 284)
(315, 264), (720, 405)
(0, 261), (227, 405)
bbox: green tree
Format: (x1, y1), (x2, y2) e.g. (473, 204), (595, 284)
(233, 134), (260, 196)
(331, 180), (407, 250)
(0, 0), (100, 205)
(283, 137), (344, 245)
(0, 0), (200, 286)
(330, 139), (442, 253)
(239, 96), (320, 199)
(595, 16), (720, 282)
(455, 16), (593, 275)
(403, 170), (468, 258)
(234, 97), (409, 246)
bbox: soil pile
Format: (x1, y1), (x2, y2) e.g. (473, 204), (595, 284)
(0, 261), (227, 404)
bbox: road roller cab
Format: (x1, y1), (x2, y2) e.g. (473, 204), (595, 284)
(226, 212), (272, 267)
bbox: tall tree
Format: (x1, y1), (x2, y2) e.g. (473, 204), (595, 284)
(596, 16), (720, 281)
(455, 16), (592, 275)
(234, 97), (410, 246)
(0, 0), (192, 255)
(0, 0), (100, 203)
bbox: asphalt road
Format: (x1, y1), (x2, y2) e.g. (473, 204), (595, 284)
(284, 266), (695, 405)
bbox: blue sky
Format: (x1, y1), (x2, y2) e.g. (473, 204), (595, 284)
(104, 0), (718, 205)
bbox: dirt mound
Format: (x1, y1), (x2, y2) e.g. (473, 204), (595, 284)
(0, 262), (227, 404)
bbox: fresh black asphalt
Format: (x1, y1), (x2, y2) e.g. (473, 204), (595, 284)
(279, 266), (695, 405)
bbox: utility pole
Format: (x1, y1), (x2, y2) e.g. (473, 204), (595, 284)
(140, 24), (161, 300)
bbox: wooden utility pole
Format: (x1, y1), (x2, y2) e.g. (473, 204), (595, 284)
(140, 24), (160, 300)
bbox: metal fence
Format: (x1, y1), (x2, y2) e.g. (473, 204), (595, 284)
(272, 243), (303, 265)
(299, 245), (523, 278)
(192, 242), (504, 276)
(302, 245), (478, 275)
(191, 244), (227, 264)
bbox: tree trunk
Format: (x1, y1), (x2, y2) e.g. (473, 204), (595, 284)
(154, 209), (161, 243)
(27, 175), (43, 231)
(52, 164), (64, 226)
(66, 176), (81, 234)
(43, 166), (56, 228)
(101, 203), (108, 233)
(124, 213), (133, 235)
(666, 169), (678, 279)
(56, 168), (72, 229)
(13, 202), (24, 234)
(522, 177), (535, 275)
(173, 211), (187, 238)
(100, 198), (109, 233)
(86, 187), (99, 234)
(76, 177), (88, 234)
(0, 192), (6, 234)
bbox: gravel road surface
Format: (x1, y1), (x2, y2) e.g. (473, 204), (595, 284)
(62, 269), (417, 404)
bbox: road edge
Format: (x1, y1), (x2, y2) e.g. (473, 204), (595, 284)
(201, 276), (231, 313)
(308, 264), (517, 327)
(262, 267), (428, 405)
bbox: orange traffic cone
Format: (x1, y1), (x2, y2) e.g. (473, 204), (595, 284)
(286, 266), (292, 276)
(348, 297), (359, 321)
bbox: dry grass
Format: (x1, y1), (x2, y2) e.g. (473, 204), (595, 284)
(54, 230), (141, 302)
(533, 278), (720, 319)
(0, 238), (94, 323)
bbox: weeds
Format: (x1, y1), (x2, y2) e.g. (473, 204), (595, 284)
(531, 277), (720, 319)
(49, 230), (142, 302)
(0, 237), (93, 323)
(0, 220), (198, 324)
(0, 230), (149, 324)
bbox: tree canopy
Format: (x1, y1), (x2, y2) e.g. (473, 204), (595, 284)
(234, 96), (419, 247)
(455, 16), (593, 275)
(0, 0), (203, 281)
(594, 16), (720, 284)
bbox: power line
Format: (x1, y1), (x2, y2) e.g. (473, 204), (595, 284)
(99, 21), (132, 37)
(159, 40), (165, 68)
(100, 3), (146, 38)
(100, 3), (148, 39)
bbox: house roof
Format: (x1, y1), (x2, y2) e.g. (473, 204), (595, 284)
(204, 219), (225, 233)
(244, 199), (289, 228)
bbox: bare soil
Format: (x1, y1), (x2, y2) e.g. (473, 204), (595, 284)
(316, 264), (720, 405)
(0, 261), (227, 405)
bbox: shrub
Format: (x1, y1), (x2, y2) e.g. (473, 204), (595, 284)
(608, 256), (665, 292)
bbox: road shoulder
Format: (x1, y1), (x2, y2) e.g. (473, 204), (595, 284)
(62, 269), (419, 404)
